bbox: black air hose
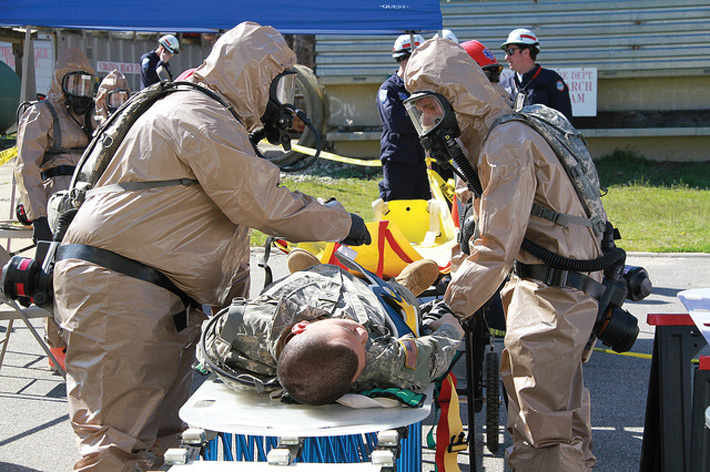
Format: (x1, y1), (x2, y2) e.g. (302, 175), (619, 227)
(521, 238), (626, 272)
(53, 209), (79, 243)
(445, 137), (483, 196)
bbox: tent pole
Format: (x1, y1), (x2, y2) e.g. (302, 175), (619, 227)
(19, 26), (32, 102)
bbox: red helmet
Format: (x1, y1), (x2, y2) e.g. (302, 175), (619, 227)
(461, 40), (503, 82)
(461, 40), (498, 68)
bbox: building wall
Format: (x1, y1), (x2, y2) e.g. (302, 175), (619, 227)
(316, 0), (710, 161)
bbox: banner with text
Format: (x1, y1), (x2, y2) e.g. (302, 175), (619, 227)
(96, 61), (141, 75)
(499, 67), (598, 117)
(558, 67), (597, 117)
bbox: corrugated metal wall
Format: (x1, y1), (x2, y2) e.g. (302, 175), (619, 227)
(315, 0), (710, 84)
(57, 30), (214, 92)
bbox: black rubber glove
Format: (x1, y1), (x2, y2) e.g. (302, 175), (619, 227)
(32, 216), (53, 243)
(341, 213), (371, 246)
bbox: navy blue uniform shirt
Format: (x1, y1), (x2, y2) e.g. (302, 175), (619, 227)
(501, 64), (574, 123)
(376, 73), (430, 200)
(139, 51), (172, 89)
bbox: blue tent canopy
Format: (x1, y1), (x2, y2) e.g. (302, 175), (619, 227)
(0, 0), (443, 34)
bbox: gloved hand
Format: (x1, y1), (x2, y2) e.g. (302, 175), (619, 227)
(341, 213), (371, 246)
(32, 217), (53, 243)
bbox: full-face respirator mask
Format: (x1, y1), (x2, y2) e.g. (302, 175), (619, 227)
(404, 91), (484, 195)
(106, 89), (131, 114)
(404, 91), (645, 353)
(62, 71), (99, 116)
(250, 70), (323, 167)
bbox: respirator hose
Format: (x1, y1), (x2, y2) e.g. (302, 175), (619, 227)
(279, 107), (321, 173)
(444, 136), (483, 197)
(521, 238), (626, 272)
(54, 209), (79, 243)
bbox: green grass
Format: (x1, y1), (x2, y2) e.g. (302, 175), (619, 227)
(251, 149), (710, 253)
(251, 174), (380, 247)
(595, 149), (710, 253)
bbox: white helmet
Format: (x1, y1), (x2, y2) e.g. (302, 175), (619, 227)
(392, 33), (425, 60)
(159, 34), (180, 55)
(432, 29), (458, 43)
(501, 28), (539, 51)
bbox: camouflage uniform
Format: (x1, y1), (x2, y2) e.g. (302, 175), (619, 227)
(202, 264), (462, 392)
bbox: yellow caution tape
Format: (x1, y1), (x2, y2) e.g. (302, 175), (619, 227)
(0, 146), (17, 167)
(593, 347), (653, 359)
(290, 143), (382, 167)
(490, 328), (661, 361)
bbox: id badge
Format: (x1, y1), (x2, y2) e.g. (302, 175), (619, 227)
(514, 91), (526, 111)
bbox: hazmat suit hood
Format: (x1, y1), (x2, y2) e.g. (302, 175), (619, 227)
(47, 48), (95, 104)
(190, 22), (296, 130)
(94, 69), (130, 124)
(404, 38), (512, 161)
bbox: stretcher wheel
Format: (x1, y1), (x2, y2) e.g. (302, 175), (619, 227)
(485, 350), (500, 452)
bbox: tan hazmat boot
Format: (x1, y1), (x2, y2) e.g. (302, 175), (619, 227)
(394, 259), (439, 297)
(287, 248), (321, 274)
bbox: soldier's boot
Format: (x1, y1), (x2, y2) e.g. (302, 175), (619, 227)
(394, 259), (439, 297)
(286, 248), (321, 274)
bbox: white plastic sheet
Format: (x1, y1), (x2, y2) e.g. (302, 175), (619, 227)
(678, 287), (710, 346)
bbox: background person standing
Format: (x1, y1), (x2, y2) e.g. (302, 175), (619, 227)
(140, 34), (180, 89)
(14, 47), (98, 371)
(375, 33), (431, 201)
(499, 28), (574, 123)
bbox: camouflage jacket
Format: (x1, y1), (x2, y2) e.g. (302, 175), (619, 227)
(202, 264), (462, 392)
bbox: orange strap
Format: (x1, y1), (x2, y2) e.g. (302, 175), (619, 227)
(435, 373), (466, 471)
(376, 220), (387, 278)
(451, 195), (460, 229)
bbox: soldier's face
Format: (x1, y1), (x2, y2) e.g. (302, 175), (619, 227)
(291, 318), (368, 380)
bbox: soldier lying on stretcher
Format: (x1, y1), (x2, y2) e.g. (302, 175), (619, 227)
(199, 260), (464, 405)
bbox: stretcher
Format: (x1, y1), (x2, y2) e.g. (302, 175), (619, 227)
(266, 172), (504, 462)
(163, 379), (433, 470)
(165, 251), (455, 471)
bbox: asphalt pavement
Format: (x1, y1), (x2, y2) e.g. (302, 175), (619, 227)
(1, 160), (709, 471)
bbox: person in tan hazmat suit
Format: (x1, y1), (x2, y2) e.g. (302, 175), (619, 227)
(53, 22), (370, 472)
(403, 38), (602, 471)
(93, 69), (131, 127)
(15, 47), (98, 369)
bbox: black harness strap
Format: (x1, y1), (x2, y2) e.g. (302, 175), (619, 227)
(56, 244), (196, 331)
(41, 165), (76, 180)
(513, 261), (605, 301)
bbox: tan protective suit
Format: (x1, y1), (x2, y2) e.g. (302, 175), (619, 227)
(15, 48), (94, 349)
(94, 69), (130, 126)
(53, 22), (352, 472)
(15, 47), (93, 221)
(405, 39), (603, 471)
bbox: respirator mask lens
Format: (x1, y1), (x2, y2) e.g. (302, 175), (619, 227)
(404, 92), (448, 137)
(62, 72), (99, 99)
(270, 70), (296, 107)
(107, 90), (130, 112)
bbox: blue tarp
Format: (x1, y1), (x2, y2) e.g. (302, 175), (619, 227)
(0, 0), (442, 34)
